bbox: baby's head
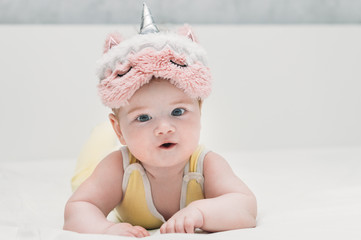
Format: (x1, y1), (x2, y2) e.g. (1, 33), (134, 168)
(96, 3), (212, 111)
(96, 4), (212, 159)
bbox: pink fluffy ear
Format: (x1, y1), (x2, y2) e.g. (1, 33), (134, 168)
(103, 32), (122, 53)
(177, 24), (198, 43)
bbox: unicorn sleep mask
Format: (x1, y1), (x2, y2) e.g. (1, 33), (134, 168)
(97, 3), (212, 108)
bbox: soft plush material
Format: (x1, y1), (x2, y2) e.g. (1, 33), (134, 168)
(97, 29), (212, 108)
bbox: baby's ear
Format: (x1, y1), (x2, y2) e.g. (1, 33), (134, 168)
(177, 24), (198, 43)
(103, 32), (122, 53)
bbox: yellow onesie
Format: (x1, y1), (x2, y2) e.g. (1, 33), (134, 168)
(71, 122), (209, 229)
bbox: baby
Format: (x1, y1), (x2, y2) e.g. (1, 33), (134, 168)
(64, 3), (257, 238)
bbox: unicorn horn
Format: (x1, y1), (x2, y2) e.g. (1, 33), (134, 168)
(139, 2), (159, 34)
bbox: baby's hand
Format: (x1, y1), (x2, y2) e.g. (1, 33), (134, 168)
(160, 205), (204, 234)
(104, 222), (149, 238)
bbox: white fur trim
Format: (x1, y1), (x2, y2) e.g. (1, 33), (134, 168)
(96, 32), (209, 80)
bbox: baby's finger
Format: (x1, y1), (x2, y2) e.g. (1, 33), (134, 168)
(160, 222), (170, 234)
(124, 229), (141, 238)
(160, 223), (166, 234)
(175, 218), (186, 233)
(163, 219), (176, 233)
(133, 226), (150, 237)
(184, 217), (195, 233)
(121, 225), (145, 238)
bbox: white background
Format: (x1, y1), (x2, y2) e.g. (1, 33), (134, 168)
(0, 25), (360, 161)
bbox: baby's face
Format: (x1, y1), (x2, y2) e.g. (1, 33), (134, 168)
(115, 78), (201, 168)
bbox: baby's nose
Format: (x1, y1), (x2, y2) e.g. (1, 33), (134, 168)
(154, 120), (175, 136)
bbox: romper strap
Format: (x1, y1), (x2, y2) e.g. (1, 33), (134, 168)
(120, 146), (138, 170)
(180, 145), (210, 209)
(184, 145), (210, 174)
(120, 146), (130, 170)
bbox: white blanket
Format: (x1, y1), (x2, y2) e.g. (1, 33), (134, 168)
(1, 147), (361, 239)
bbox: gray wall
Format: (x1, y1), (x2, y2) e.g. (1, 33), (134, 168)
(1, 0), (361, 24)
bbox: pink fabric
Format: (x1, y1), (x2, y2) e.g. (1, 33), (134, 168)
(103, 32), (122, 54)
(177, 24), (198, 43)
(98, 47), (211, 108)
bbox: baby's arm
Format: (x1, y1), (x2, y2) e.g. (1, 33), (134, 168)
(160, 152), (257, 233)
(63, 151), (149, 237)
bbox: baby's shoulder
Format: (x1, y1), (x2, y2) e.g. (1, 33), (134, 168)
(96, 149), (125, 174)
(202, 151), (236, 182)
(203, 151), (231, 171)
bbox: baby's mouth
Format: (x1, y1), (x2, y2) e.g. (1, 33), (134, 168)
(159, 142), (176, 149)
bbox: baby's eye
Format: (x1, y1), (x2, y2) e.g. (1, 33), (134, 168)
(136, 114), (152, 122)
(171, 108), (185, 116)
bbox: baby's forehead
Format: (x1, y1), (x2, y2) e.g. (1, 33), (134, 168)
(115, 80), (201, 118)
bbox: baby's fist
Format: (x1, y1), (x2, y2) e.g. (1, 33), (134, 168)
(160, 205), (204, 234)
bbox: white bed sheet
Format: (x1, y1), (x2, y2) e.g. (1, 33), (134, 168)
(1, 147), (361, 240)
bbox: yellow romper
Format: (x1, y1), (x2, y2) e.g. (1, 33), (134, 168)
(115, 145), (209, 229)
(70, 121), (209, 229)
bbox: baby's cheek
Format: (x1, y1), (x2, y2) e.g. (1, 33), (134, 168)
(185, 119), (201, 138)
(126, 138), (147, 158)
